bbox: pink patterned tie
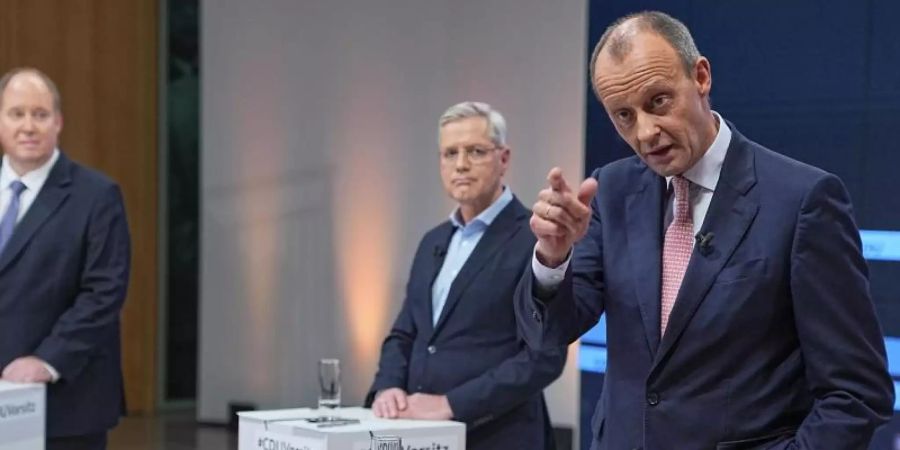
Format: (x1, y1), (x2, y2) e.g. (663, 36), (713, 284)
(660, 176), (693, 336)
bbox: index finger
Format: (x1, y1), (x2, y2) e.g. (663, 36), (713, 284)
(547, 167), (572, 194)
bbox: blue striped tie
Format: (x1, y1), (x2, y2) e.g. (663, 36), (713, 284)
(0, 180), (27, 254)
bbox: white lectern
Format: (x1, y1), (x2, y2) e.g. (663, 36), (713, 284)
(238, 407), (465, 450)
(0, 381), (45, 450)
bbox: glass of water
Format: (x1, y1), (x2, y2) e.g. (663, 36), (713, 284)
(370, 435), (402, 450)
(318, 358), (341, 409)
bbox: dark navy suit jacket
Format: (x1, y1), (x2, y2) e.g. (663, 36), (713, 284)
(0, 153), (130, 438)
(369, 197), (566, 450)
(516, 125), (894, 450)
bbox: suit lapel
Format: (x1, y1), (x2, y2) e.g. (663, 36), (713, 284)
(0, 154), (73, 274)
(423, 222), (455, 338)
(430, 199), (527, 338)
(653, 128), (759, 367)
(625, 169), (666, 357)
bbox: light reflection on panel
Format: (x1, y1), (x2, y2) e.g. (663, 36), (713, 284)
(581, 314), (607, 346)
(886, 337), (900, 378)
(895, 381), (900, 412)
(861, 230), (900, 261)
(579, 345), (608, 374)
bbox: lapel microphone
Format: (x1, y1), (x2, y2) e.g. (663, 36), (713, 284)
(433, 245), (447, 259)
(695, 231), (715, 256)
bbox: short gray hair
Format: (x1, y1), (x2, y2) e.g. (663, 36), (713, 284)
(438, 101), (507, 147)
(590, 11), (700, 99)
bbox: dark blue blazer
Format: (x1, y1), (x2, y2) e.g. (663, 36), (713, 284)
(369, 197), (566, 450)
(516, 125), (894, 450)
(0, 153), (130, 438)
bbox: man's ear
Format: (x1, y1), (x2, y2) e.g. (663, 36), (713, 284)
(500, 146), (511, 164)
(693, 56), (712, 98)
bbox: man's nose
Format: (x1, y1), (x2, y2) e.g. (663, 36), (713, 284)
(635, 112), (660, 145)
(21, 115), (37, 132)
(454, 152), (471, 171)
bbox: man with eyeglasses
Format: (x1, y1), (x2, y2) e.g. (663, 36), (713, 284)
(366, 101), (567, 450)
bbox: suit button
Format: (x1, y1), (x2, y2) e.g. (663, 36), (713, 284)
(646, 392), (659, 406)
(532, 310), (542, 322)
(427, 345), (437, 354)
(416, 385), (423, 391)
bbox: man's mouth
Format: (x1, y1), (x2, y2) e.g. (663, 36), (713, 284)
(645, 144), (674, 160)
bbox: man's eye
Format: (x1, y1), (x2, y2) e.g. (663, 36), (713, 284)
(652, 95), (670, 108)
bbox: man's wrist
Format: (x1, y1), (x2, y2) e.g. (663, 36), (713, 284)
(535, 243), (570, 268)
(532, 245), (571, 294)
(42, 362), (60, 383)
(440, 394), (454, 419)
(536, 251), (565, 268)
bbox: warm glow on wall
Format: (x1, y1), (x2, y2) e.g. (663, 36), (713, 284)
(236, 199), (279, 393)
(331, 82), (400, 376)
(334, 192), (395, 372)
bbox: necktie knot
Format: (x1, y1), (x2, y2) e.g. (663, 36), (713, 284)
(672, 175), (689, 199)
(9, 180), (26, 197)
(671, 176), (691, 222)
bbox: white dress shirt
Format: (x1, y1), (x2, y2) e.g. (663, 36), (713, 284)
(0, 149), (61, 224)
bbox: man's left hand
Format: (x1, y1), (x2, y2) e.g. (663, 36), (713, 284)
(2, 356), (53, 383)
(397, 393), (453, 420)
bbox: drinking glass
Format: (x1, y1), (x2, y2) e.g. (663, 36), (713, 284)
(317, 358), (341, 409)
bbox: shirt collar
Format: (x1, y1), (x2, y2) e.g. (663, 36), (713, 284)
(666, 111), (731, 192)
(1, 149), (61, 193)
(449, 185), (513, 229)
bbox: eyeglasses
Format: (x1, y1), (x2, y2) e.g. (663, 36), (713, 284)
(439, 145), (500, 165)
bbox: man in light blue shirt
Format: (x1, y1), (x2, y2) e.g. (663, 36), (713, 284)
(367, 101), (566, 450)
(430, 186), (513, 325)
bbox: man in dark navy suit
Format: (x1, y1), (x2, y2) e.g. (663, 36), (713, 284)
(0, 68), (130, 450)
(367, 101), (566, 450)
(516, 11), (894, 450)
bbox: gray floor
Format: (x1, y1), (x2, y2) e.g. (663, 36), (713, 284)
(107, 411), (236, 450)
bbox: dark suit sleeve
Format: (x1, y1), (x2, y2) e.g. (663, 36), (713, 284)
(366, 248), (423, 404)
(785, 174), (894, 449)
(515, 169), (606, 351)
(444, 342), (566, 426)
(34, 184), (131, 381)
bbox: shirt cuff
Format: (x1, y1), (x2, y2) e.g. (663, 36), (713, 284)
(43, 362), (60, 383)
(532, 244), (571, 291)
